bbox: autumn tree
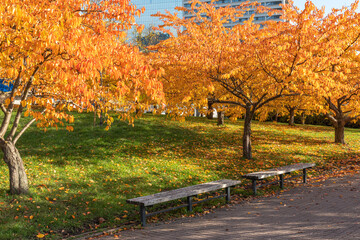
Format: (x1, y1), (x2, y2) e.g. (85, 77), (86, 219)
(300, 1), (360, 144)
(0, 0), (164, 194)
(272, 0), (360, 144)
(152, 0), (324, 159)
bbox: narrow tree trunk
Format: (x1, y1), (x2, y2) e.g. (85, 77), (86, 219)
(243, 106), (253, 159)
(1, 141), (29, 195)
(334, 120), (345, 144)
(289, 108), (295, 126)
(217, 111), (224, 126)
(274, 110), (279, 122)
(194, 108), (201, 117)
(300, 112), (306, 125)
(99, 109), (104, 125)
(93, 108), (97, 127)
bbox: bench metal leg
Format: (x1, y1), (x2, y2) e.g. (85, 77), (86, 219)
(303, 169), (307, 183)
(226, 187), (231, 203)
(252, 180), (257, 195)
(140, 205), (146, 227)
(280, 174), (284, 189)
(187, 196), (193, 212)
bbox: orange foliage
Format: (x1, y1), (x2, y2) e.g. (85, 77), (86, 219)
(152, 0), (360, 153)
(0, 0), (164, 136)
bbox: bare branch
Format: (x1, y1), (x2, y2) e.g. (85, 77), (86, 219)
(209, 75), (252, 105)
(13, 109), (46, 145)
(7, 65), (41, 141)
(325, 113), (337, 125)
(324, 97), (340, 116)
(0, 67), (22, 137)
(0, 104), (6, 114)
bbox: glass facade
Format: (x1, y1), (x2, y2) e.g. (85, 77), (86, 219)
(183, 0), (287, 28)
(131, 0), (183, 28)
(130, 0), (286, 31)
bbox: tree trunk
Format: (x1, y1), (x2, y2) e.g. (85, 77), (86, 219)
(274, 110), (279, 122)
(300, 112), (306, 125)
(206, 102), (214, 119)
(217, 111), (224, 126)
(289, 108), (295, 126)
(93, 108), (97, 127)
(1, 141), (29, 195)
(334, 120), (345, 144)
(99, 109), (104, 125)
(194, 108), (201, 117)
(243, 106), (253, 159)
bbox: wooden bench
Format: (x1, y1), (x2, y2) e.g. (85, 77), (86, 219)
(127, 179), (241, 226)
(242, 163), (315, 195)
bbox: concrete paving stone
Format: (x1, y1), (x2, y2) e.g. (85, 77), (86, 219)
(97, 173), (360, 240)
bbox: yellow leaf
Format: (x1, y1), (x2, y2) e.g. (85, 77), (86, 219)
(36, 233), (45, 238)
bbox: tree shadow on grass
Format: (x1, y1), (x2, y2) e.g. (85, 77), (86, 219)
(252, 130), (332, 146)
(14, 115), (209, 167)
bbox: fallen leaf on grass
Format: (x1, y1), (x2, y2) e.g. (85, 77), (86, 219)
(36, 233), (45, 238)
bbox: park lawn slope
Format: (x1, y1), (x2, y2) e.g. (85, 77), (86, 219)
(0, 113), (359, 239)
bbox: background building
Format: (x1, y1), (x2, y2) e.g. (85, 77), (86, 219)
(183, 0), (287, 28)
(132, 0), (287, 30)
(131, 0), (183, 29)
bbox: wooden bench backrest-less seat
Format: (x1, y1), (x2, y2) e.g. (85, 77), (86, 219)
(127, 179), (241, 226)
(242, 163), (315, 195)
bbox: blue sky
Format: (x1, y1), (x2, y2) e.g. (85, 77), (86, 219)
(294, 0), (355, 12)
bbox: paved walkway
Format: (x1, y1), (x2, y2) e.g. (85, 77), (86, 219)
(101, 174), (360, 240)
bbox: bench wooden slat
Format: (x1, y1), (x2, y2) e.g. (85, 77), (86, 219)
(242, 163), (315, 180)
(127, 179), (241, 206)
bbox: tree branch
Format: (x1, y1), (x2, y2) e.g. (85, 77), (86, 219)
(341, 32), (360, 57)
(210, 75), (252, 105)
(7, 65), (41, 141)
(325, 113), (337, 125)
(257, 92), (298, 110)
(210, 99), (246, 108)
(255, 51), (282, 83)
(13, 109), (46, 145)
(324, 97), (340, 116)
(0, 67), (22, 137)
(0, 104), (6, 114)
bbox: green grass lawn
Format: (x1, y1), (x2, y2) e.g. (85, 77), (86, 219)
(0, 113), (359, 239)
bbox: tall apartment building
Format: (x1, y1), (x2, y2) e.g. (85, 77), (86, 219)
(132, 0), (287, 29)
(131, 0), (183, 29)
(183, 0), (287, 28)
